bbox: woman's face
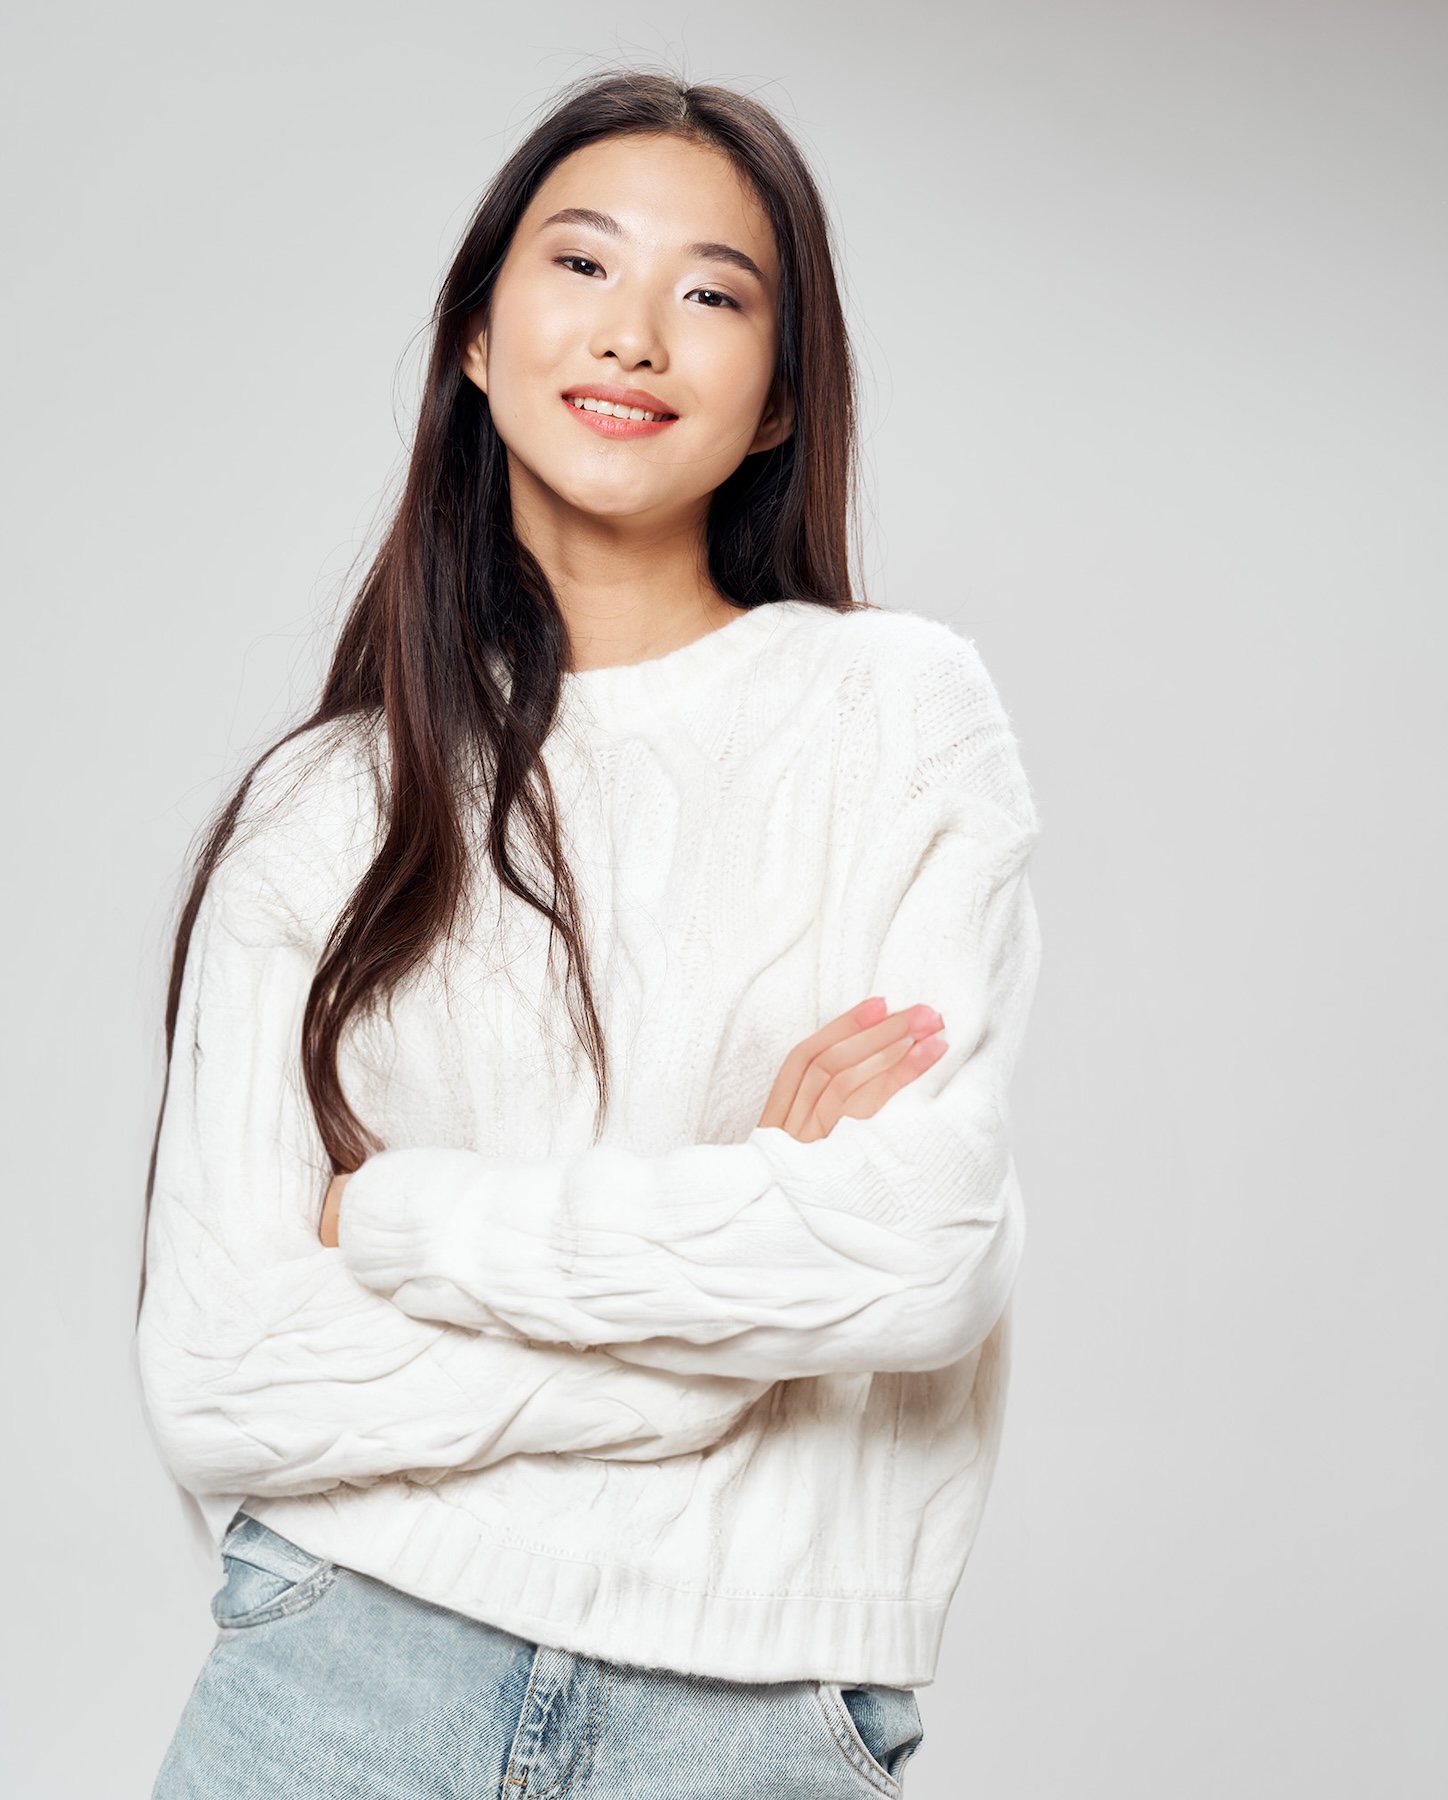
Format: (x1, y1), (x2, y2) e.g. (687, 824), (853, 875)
(462, 132), (792, 532)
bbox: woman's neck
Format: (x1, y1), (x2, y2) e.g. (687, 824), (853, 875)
(509, 462), (746, 673)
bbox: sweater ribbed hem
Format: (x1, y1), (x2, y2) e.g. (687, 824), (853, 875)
(243, 1489), (948, 1689)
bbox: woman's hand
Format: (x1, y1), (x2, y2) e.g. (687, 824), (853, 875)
(757, 995), (948, 1143)
(319, 1172), (351, 1248)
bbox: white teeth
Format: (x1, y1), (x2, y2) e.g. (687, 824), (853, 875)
(568, 396), (665, 422)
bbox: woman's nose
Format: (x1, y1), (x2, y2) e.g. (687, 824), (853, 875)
(588, 289), (668, 372)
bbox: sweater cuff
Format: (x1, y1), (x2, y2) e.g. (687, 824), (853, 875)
(336, 1147), (482, 1296)
(337, 1146), (578, 1338)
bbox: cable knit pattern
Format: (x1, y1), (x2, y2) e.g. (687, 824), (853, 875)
(137, 597), (1042, 1686)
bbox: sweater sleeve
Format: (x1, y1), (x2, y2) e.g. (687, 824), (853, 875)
(338, 641), (1044, 1384)
(135, 730), (772, 1501)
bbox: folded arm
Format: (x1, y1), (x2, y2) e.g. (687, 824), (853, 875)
(136, 743), (770, 1501)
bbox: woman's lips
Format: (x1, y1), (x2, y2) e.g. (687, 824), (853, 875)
(561, 388), (678, 440)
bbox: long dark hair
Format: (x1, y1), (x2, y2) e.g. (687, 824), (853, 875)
(143, 69), (863, 1277)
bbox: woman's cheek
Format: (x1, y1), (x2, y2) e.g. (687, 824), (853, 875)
(706, 325), (779, 445)
(488, 280), (568, 396)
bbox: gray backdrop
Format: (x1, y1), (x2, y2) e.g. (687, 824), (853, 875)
(2, 2), (1443, 1795)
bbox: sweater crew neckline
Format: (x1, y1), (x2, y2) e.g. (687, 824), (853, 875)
(558, 599), (815, 726)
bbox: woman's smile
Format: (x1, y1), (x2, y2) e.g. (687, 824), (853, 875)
(562, 380), (679, 437)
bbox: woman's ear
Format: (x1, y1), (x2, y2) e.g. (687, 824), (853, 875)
(460, 319), (489, 395)
(747, 383), (795, 456)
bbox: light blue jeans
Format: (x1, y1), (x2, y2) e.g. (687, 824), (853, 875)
(153, 1514), (925, 1798)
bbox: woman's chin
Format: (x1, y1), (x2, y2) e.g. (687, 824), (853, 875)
(502, 431), (724, 530)
(537, 471), (707, 528)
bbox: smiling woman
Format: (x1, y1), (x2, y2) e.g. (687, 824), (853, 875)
(140, 66), (1040, 1800)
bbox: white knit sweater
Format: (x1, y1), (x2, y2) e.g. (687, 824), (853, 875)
(137, 597), (1042, 1687)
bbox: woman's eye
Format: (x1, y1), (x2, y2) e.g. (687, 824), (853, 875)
(557, 256), (604, 278)
(687, 288), (738, 310)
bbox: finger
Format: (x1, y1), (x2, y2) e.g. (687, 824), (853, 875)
(822, 1031), (950, 1135)
(318, 1172), (351, 1247)
(814, 1003), (944, 1080)
(783, 1004), (944, 1138)
(782, 1031), (915, 1139)
(757, 995), (889, 1129)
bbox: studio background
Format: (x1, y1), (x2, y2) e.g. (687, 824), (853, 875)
(2, 2), (1442, 1795)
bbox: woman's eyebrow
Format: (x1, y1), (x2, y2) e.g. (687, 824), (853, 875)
(540, 207), (620, 236)
(687, 241), (767, 285)
(538, 208), (767, 285)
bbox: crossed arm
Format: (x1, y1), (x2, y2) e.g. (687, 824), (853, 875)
(136, 863), (981, 1501)
(318, 994), (948, 1245)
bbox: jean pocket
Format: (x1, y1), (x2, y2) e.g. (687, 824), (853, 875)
(211, 1515), (338, 1631)
(818, 1681), (925, 1793)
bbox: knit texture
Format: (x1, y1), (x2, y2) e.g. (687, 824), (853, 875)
(137, 597), (1043, 1686)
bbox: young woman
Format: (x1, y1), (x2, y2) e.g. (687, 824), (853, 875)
(139, 69), (1042, 1799)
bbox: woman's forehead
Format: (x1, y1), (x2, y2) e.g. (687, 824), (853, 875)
(521, 133), (778, 275)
